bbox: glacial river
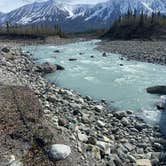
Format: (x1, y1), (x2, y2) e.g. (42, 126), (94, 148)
(24, 39), (166, 124)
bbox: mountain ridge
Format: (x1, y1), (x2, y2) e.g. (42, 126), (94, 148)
(0, 0), (166, 32)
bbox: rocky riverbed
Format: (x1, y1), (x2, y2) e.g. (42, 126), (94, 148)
(97, 40), (166, 65)
(0, 44), (166, 166)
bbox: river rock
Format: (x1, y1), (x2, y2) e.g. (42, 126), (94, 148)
(113, 111), (127, 119)
(35, 62), (56, 74)
(124, 143), (135, 151)
(147, 86), (166, 95)
(136, 159), (152, 166)
(77, 132), (88, 142)
(87, 145), (101, 160)
(156, 102), (165, 110)
(9, 160), (23, 166)
(153, 143), (163, 150)
(58, 118), (68, 127)
(94, 105), (104, 112)
(88, 137), (97, 145)
(56, 64), (65, 70)
(97, 120), (106, 127)
(127, 155), (136, 163)
(160, 95), (166, 101)
(102, 52), (107, 57)
(54, 50), (60, 53)
(47, 94), (57, 103)
(121, 117), (130, 126)
(96, 141), (110, 154)
(49, 144), (71, 161)
(69, 58), (77, 61)
(113, 155), (123, 166)
(1, 47), (10, 53)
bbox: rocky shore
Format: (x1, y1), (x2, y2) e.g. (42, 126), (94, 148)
(0, 44), (166, 166)
(97, 40), (166, 65)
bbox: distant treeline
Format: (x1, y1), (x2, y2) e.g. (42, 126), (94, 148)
(67, 29), (107, 38)
(0, 23), (65, 38)
(102, 10), (166, 40)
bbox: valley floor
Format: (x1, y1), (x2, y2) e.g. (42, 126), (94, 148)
(97, 40), (166, 65)
(0, 38), (166, 166)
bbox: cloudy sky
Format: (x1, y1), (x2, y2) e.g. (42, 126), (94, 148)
(0, 0), (107, 13)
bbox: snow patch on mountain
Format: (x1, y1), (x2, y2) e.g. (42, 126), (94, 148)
(0, 0), (165, 32)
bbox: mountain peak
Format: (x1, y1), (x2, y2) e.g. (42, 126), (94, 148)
(0, 0), (165, 32)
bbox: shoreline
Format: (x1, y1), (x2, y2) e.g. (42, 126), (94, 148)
(97, 40), (166, 66)
(0, 40), (166, 165)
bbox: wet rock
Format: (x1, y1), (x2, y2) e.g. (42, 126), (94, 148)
(69, 58), (77, 61)
(102, 52), (107, 57)
(113, 111), (127, 119)
(126, 110), (133, 114)
(49, 144), (71, 161)
(159, 152), (166, 162)
(94, 105), (104, 112)
(135, 122), (147, 131)
(56, 64), (65, 70)
(54, 50), (60, 53)
(147, 86), (166, 95)
(1, 47), (10, 53)
(35, 62), (56, 74)
(153, 143), (163, 150)
(156, 102), (165, 110)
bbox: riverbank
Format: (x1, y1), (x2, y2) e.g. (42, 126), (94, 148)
(0, 35), (88, 47)
(0, 42), (166, 166)
(97, 40), (166, 65)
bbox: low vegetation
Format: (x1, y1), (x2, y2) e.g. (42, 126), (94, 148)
(0, 23), (65, 38)
(102, 10), (166, 40)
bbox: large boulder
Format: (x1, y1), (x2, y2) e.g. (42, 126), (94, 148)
(49, 144), (71, 161)
(1, 47), (10, 53)
(35, 62), (64, 74)
(146, 86), (166, 95)
(35, 62), (56, 74)
(56, 64), (65, 70)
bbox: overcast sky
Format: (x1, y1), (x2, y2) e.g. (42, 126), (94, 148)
(0, 0), (107, 13)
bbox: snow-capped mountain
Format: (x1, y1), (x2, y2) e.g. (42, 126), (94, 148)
(0, 0), (166, 32)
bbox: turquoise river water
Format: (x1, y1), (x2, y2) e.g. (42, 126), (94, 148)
(23, 39), (166, 125)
